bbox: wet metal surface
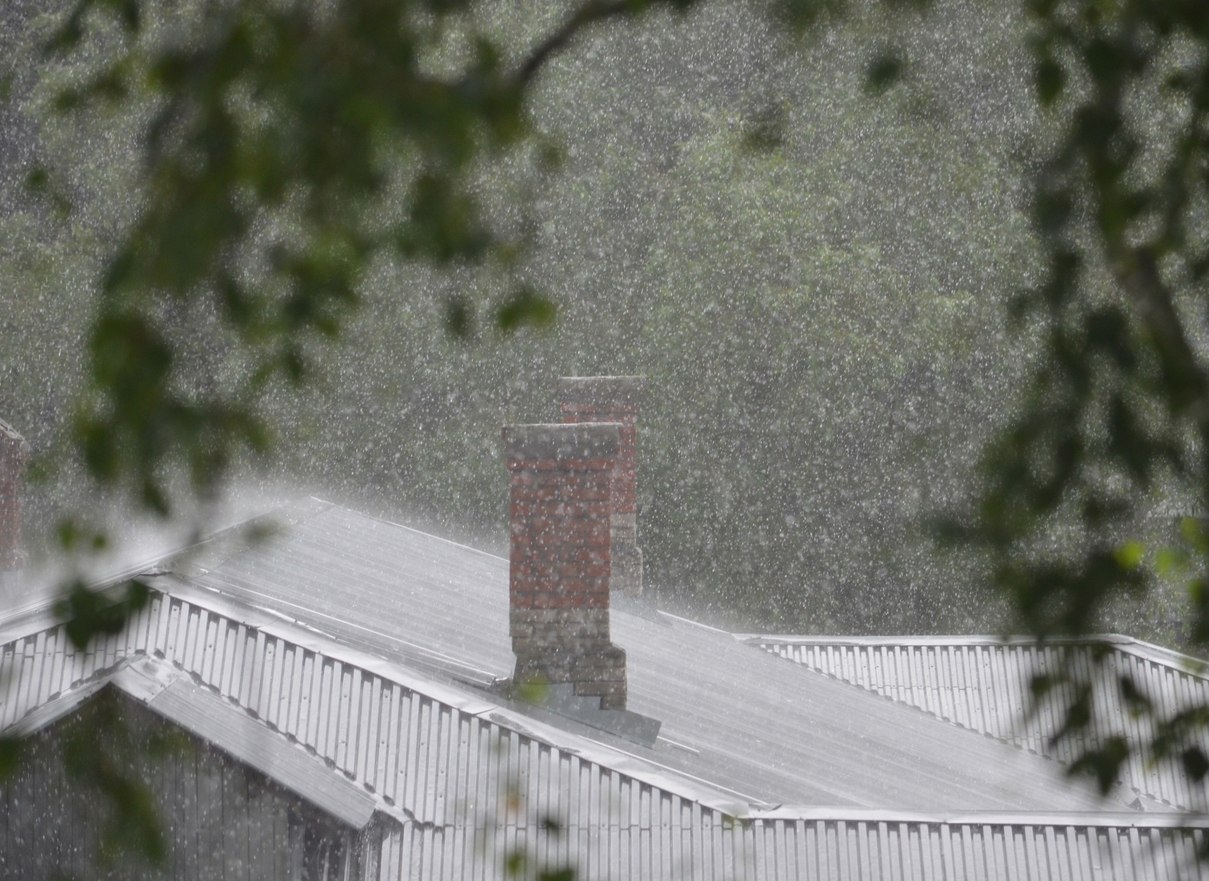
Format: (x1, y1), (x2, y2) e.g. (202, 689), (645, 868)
(751, 634), (1209, 812)
(3, 500), (1208, 879)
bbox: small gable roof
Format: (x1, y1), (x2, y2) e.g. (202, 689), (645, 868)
(9, 654), (378, 830)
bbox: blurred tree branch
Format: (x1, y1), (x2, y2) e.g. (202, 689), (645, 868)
(948, 0), (1209, 799)
(6, 0), (1209, 870)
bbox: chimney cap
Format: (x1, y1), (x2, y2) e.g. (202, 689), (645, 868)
(503, 423), (619, 461)
(557, 376), (645, 408)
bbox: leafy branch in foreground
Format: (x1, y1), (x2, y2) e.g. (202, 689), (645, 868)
(950, 0), (1209, 796)
(33, 0), (898, 620)
(9, 0), (882, 870)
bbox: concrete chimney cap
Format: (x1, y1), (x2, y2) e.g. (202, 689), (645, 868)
(503, 423), (620, 461)
(0, 419), (29, 462)
(557, 376), (645, 407)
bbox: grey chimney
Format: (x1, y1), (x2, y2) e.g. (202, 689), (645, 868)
(556, 376), (645, 598)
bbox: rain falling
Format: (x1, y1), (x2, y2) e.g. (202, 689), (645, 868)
(3, 0), (1209, 878)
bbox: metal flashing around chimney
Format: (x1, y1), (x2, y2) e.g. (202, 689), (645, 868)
(557, 376), (646, 598)
(493, 681), (662, 747)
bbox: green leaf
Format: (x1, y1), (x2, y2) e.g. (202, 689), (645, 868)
(1035, 56), (1064, 105)
(1029, 673), (1056, 698)
(1118, 675), (1152, 714)
(865, 51), (904, 96)
(43, 3), (86, 56)
(505, 852), (527, 877)
(516, 677), (549, 704)
(112, 0), (140, 32)
(126, 579), (151, 611)
(536, 140), (565, 172)
(1113, 541), (1145, 571)
(1069, 736), (1128, 795)
(25, 166), (49, 193)
(1183, 747), (1209, 782)
(1180, 517), (1209, 552)
(1083, 37), (1118, 84)
(1155, 547), (1185, 577)
(56, 579), (151, 651)
(57, 519), (82, 551)
(496, 288), (556, 332)
(0, 736), (23, 778)
(445, 297), (473, 339)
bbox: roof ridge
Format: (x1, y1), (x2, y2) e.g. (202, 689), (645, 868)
(310, 498), (507, 564)
(744, 632), (1209, 676)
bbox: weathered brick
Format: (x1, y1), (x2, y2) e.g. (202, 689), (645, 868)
(505, 421), (626, 707)
(556, 377), (645, 598)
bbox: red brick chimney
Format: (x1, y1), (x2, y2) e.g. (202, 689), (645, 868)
(504, 423), (628, 711)
(0, 419), (29, 572)
(557, 377), (645, 598)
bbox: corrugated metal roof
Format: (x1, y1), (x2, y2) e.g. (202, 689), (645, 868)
(2, 641), (379, 830)
(377, 812), (1209, 881)
(121, 658), (378, 829)
(184, 501), (1115, 814)
(748, 635), (1209, 812)
(2, 584), (757, 818)
(5, 585), (1208, 880)
(4, 498), (1209, 879)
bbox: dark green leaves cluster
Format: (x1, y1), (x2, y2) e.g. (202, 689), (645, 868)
(55, 576), (150, 650)
(61, 693), (167, 869)
(950, 0), (1209, 796)
(43, 0), (642, 530)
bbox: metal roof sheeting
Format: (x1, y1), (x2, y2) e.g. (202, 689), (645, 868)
(184, 502), (1114, 814)
(4, 500), (1209, 879)
(750, 635), (1209, 812)
(374, 801), (1209, 881)
(2, 589), (765, 830)
(122, 658), (379, 829)
(375, 814), (1209, 881)
(9, 592), (1199, 880)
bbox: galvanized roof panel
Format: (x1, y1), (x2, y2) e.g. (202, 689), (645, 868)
(6, 499), (1208, 879)
(3, 653), (379, 830)
(187, 501), (1114, 814)
(370, 813), (1209, 880)
(120, 658), (378, 829)
(3, 576), (1208, 879)
(750, 635), (1209, 812)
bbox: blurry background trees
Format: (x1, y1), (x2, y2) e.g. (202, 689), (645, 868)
(4, 0), (1209, 769)
(2, 0), (1045, 637)
(2, 0), (1209, 863)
